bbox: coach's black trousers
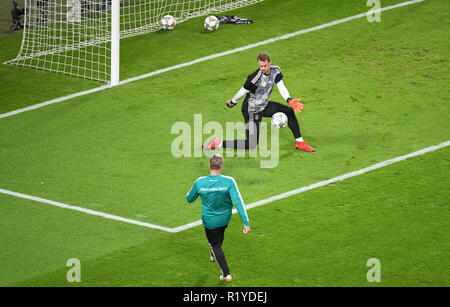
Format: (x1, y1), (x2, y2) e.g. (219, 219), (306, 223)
(204, 225), (230, 277)
(222, 99), (301, 149)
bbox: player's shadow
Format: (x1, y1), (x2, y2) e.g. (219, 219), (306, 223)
(155, 29), (172, 35)
(198, 30), (218, 35)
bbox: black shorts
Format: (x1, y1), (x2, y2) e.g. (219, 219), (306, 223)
(204, 225), (227, 247)
(222, 98), (301, 149)
(242, 98), (292, 122)
(240, 98), (301, 140)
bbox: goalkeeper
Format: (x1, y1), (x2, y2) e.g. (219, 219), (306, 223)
(205, 53), (315, 152)
(186, 154), (250, 283)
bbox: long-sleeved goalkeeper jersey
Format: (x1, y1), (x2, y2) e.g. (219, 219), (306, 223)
(186, 174), (249, 229)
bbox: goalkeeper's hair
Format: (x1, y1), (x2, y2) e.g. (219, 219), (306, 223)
(257, 53), (271, 62)
(210, 154), (224, 170)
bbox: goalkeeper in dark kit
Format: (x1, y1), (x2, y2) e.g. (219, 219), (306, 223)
(205, 53), (315, 152)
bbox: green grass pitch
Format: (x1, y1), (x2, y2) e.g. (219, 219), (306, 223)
(0, 0), (448, 287)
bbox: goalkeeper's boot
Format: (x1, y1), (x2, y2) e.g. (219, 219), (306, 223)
(210, 252), (216, 262)
(220, 275), (233, 283)
(296, 141), (315, 152)
(204, 136), (222, 150)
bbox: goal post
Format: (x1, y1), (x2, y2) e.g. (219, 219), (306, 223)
(111, 0), (120, 86)
(6, 0), (265, 86)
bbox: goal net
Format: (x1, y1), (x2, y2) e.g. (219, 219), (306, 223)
(6, 0), (264, 83)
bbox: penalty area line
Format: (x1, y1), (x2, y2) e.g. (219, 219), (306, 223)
(0, 85), (111, 120)
(170, 140), (450, 233)
(0, 139), (448, 232)
(0, 0), (425, 120)
(0, 188), (173, 232)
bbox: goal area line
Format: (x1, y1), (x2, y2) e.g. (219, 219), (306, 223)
(1, 140), (448, 233)
(0, 0), (425, 120)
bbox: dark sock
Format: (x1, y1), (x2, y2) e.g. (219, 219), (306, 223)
(211, 245), (230, 276)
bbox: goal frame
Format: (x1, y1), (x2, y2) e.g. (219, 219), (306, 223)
(7, 0), (265, 86)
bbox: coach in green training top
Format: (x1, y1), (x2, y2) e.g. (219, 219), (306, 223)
(186, 154), (250, 283)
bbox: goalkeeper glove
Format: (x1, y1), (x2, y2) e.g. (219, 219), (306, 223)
(226, 100), (237, 108)
(287, 98), (304, 113)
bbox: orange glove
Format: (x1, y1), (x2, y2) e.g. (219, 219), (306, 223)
(288, 98), (304, 113)
(226, 99), (237, 108)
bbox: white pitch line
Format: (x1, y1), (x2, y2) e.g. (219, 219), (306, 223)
(120, 0), (425, 86)
(0, 188), (173, 232)
(0, 140), (448, 232)
(0, 0), (425, 120)
(170, 140), (450, 233)
(0, 0), (433, 230)
(0, 85), (111, 120)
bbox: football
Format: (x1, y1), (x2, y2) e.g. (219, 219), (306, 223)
(271, 112), (288, 128)
(161, 15), (176, 30)
(204, 15), (220, 31)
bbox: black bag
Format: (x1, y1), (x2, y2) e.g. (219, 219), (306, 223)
(216, 16), (253, 25)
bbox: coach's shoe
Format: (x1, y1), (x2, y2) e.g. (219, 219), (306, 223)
(204, 136), (222, 150)
(210, 254), (216, 262)
(296, 141), (315, 152)
(220, 275), (233, 283)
